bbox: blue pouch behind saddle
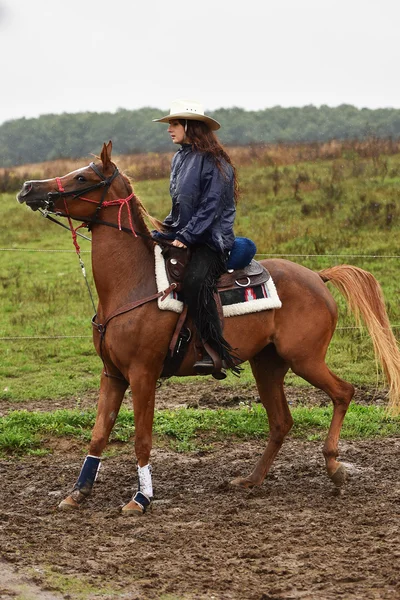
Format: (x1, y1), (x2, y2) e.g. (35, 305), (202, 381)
(227, 237), (257, 271)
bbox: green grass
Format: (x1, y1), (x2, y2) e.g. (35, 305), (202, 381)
(1, 150), (400, 401)
(29, 567), (120, 599)
(1, 404), (399, 456)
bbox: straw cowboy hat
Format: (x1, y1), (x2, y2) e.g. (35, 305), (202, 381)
(153, 99), (221, 131)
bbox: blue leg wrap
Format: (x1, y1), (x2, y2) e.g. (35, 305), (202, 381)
(72, 455), (101, 497)
(133, 491), (152, 513)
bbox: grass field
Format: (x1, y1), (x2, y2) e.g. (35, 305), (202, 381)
(1, 403), (399, 457)
(1, 140), (400, 453)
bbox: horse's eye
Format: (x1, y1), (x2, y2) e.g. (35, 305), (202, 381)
(76, 175), (87, 183)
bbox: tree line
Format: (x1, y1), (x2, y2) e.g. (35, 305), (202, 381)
(1, 104), (400, 167)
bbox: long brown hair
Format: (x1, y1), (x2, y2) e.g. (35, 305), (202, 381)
(180, 119), (240, 203)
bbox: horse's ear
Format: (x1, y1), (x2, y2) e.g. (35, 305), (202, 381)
(100, 141), (113, 169)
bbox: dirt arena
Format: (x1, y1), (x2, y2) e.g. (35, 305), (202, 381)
(0, 382), (399, 600)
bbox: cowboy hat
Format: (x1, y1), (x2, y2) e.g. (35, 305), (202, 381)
(153, 99), (221, 131)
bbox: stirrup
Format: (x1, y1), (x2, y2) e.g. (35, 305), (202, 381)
(194, 355), (214, 374)
(194, 354), (227, 380)
(212, 369), (227, 381)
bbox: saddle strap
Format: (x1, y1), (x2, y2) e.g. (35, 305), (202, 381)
(203, 342), (223, 372)
(169, 305), (188, 356)
(93, 283), (178, 333)
(214, 291), (224, 325)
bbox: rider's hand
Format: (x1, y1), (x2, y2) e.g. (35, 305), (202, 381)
(172, 239), (187, 248)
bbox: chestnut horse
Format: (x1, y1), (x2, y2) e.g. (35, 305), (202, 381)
(17, 142), (400, 515)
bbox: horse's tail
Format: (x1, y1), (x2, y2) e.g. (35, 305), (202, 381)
(319, 265), (400, 415)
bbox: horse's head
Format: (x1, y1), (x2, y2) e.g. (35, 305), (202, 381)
(17, 141), (122, 221)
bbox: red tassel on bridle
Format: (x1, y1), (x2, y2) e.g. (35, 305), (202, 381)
(55, 175), (138, 255)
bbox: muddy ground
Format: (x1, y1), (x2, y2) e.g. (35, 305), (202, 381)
(0, 381), (399, 600)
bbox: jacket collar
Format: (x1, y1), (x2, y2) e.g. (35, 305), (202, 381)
(178, 143), (192, 153)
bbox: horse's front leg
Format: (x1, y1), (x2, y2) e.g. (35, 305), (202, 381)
(121, 371), (157, 516)
(59, 372), (128, 510)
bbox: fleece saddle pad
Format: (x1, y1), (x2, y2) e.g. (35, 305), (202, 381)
(154, 245), (282, 317)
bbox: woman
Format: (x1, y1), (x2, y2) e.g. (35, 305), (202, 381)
(152, 99), (240, 378)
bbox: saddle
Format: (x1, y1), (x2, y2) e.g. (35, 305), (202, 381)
(162, 246), (270, 292)
(160, 246), (270, 378)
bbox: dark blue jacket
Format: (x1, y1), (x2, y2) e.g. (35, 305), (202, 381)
(153, 144), (236, 253)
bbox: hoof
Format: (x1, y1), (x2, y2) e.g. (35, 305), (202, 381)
(330, 463), (348, 487)
(58, 495), (80, 510)
(121, 500), (145, 516)
(230, 476), (256, 489)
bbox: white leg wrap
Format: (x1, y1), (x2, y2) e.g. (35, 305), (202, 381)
(137, 464), (153, 498)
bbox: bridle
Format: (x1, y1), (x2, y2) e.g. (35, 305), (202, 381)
(45, 161), (121, 221)
(46, 162), (118, 209)
(41, 161), (139, 255)
(39, 160), (181, 255)
(40, 161), (169, 250)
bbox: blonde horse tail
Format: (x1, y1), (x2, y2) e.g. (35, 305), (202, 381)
(319, 265), (400, 415)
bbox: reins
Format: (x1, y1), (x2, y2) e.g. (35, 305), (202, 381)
(42, 161), (180, 381)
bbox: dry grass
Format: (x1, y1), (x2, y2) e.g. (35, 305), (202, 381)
(3, 137), (400, 193)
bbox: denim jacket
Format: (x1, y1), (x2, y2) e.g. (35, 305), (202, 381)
(153, 144), (236, 253)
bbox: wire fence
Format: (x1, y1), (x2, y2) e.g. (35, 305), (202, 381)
(255, 253), (400, 259)
(2, 248), (400, 259)
(1, 246), (400, 341)
(0, 247), (90, 253)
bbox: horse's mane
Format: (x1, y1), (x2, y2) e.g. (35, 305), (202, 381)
(119, 169), (165, 242)
(92, 154), (166, 243)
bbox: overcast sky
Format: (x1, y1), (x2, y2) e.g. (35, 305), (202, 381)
(1, 0), (399, 126)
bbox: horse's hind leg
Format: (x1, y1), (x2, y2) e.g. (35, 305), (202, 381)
(59, 372), (128, 509)
(291, 358), (355, 487)
(231, 345), (293, 488)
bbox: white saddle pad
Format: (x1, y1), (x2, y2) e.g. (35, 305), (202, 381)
(154, 245), (282, 317)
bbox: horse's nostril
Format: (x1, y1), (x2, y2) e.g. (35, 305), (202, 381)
(20, 182), (33, 197)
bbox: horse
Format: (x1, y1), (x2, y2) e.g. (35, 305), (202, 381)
(17, 141), (400, 515)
